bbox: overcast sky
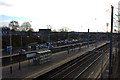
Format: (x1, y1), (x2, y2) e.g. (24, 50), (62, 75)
(0, 0), (119, 32)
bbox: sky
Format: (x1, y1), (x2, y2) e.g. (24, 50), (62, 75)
(0, 0), (120, 32)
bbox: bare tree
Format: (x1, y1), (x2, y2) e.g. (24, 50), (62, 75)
(47, 25), (52, 30)
(59, 27), (69, 32)
(20, 22), (31, 31)
(9, 20), (19, 31)
(28, 28), (34, 32)
(52, 29), (57, 32)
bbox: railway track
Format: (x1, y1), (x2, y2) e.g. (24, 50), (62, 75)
(74, 47), (109, 79)
(33, 42), (109, 80)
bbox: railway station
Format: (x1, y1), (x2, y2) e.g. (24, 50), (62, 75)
(1, 0), (120, 80)
(2, 40), (109, 79)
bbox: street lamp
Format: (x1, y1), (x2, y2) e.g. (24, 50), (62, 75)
(109, 6), (114, 79)
(48, 34), (51, 49)
(88, 29), (90, 48)
(21, 33), (23, 50)
(18, 29), (23, 71)
(18, 51), (21, 70)
(79, 33), (81, 51)
(67, 32), (69, 54)
(9, 26), (13, 74)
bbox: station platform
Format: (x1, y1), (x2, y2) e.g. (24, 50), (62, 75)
(2, 41), (107, 79)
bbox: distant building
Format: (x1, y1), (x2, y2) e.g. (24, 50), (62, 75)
(39, 29), (51, 34)
(33, 32), (41, 36)
(1, 28), (51, 37)
(0, 27), (30, 36)
(0, 27), (10, 36)
(11, 30), (27, 36)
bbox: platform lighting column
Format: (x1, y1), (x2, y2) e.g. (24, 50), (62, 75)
(79, 32), (81, 50)
(68, 32), (69, 54)
(48, 34), (51, 49)
(109, 5), (114, 80)
(73, 32), (76, 51)
(21, 32), (23, 49)
(9, 28), (12, 74)
(19, 31), (22, 71)
(88, 29), (89, 48)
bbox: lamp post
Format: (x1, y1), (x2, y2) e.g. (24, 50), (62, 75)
(18, 51), (21, 70)
(68, 32), (69, 54)
(88, 29), (90, 48)
(109, 6), (114, 79)
(9, 28), (12, 74)
(18, 27), (24, 71)
(21, 33), (23, 49)
(79, 33), (80, 50)
(18, 32), (22, 70)
(48, 34), (51, 49)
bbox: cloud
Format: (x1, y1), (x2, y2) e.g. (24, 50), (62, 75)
(0, 15), (32, 21)
(0, 1), (12, 7)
